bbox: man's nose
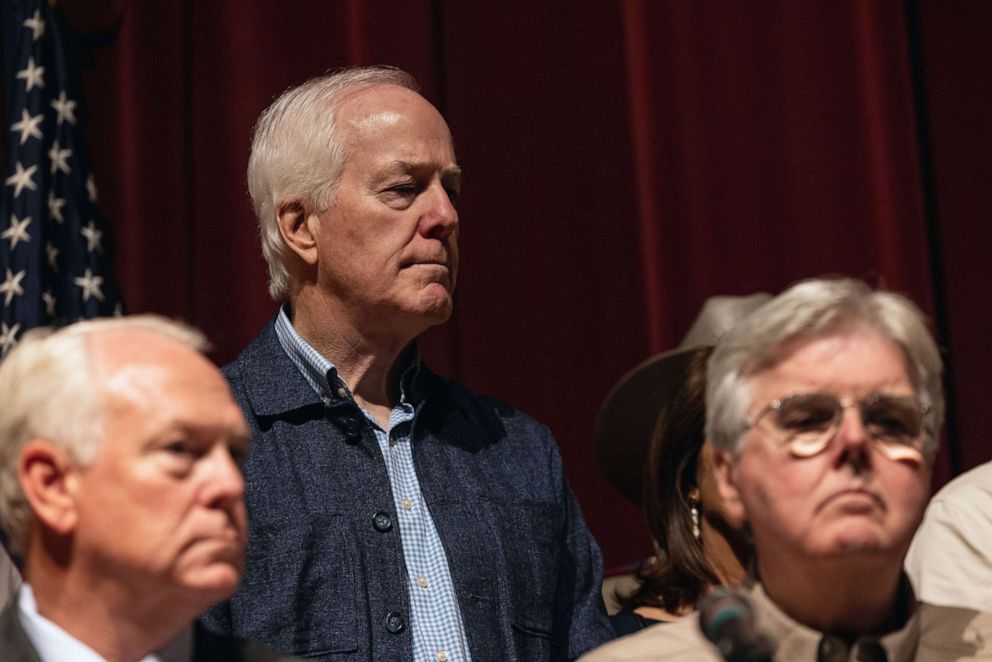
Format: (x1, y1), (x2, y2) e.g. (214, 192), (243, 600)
(201, 444), (246, 507)
(418, 182), (458, 240)
(832, 404), (872, 470)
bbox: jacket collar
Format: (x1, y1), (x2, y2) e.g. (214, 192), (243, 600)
(232, 318), (325, 417)
(233, 316), (435, 418)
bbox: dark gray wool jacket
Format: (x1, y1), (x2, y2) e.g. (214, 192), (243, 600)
(202, 318), (614, 661)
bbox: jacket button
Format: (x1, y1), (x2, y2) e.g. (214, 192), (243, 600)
(340, 417), (362, 441)
(384, 611), (405, 634)
(372, 511), (392, 532)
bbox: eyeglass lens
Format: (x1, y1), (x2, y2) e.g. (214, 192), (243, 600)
(768, 393), (925, 461)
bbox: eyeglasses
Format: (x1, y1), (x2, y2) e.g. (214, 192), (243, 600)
(747, 392), (929, 461)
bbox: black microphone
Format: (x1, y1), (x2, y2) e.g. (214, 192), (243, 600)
(698, 588), (773, 662)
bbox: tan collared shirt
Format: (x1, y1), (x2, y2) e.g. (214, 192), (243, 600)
(580, 581), (992, 661)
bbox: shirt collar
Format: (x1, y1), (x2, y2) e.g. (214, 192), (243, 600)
(274, 305), (425, 406)
(17, 584), (191, 662)
(746, 577), (920, 661)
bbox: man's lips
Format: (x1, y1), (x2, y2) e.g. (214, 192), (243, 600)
(818, 488), (885, 513)
(194, 528), (243, 545)
(402, 259), (449, 269)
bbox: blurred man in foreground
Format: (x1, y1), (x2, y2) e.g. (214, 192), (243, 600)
(202, 66), (611, 661)
(583, 278), (992, 660)
(0, 317), (293, 661)
(0, 542), (19, 608)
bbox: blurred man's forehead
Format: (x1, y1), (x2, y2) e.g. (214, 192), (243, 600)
(88, 331), (221, 410)
(94, 339), (248, 450)
(89, 327), (178, 368)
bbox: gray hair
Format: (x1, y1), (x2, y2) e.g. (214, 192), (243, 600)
(0, 316), (208, 554)
(247, 66), (419, 300)
(706, 278), (944, 457)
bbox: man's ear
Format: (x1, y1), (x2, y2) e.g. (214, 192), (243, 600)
(18, 440), (79, 536)
(712, 447), (746, 528)
(276, 200), (320, 266)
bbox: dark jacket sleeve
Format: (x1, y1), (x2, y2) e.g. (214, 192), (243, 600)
(546, 432), (615, 659)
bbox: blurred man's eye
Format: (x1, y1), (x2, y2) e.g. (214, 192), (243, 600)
(164, 440), (195, 456)
(158, 440), (201, 475)
(228, 442), (248, 469)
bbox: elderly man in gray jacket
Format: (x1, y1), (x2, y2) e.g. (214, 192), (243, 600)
(201, 66), (612, 661)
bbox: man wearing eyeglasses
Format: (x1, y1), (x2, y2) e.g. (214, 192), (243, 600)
(582, 278), (992, 661)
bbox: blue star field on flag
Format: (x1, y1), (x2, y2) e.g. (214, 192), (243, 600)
(1, 0), (122, 358)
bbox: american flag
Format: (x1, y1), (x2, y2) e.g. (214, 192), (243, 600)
(1, 0), (122, 358)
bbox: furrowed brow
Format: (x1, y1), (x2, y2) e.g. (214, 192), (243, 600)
(390, 160), (461, 176)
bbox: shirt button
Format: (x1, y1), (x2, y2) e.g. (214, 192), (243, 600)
(337, 386), (348, 398)
(856, 641), (886, 662)
(416, 575), (428, 588)
(384, 611), (405, 634)
(436, 651), (449, 662)
(372, 511), (392, 532)
(818, 636), (847, 662)
(401, 498), (412, 510)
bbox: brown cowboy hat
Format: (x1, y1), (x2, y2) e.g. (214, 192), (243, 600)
(595, 294), (771, 504)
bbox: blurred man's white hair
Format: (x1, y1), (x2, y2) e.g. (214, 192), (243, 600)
(0, 315), (208, 554)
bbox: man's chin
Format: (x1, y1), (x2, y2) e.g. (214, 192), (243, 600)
(820, 524), (892, 556)
(176, 563), (243, 602)
(174, 542), (245, 598)
(415, 287), (454, 320)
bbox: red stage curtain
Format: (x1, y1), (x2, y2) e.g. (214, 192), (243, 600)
(12, 0), (987, 568)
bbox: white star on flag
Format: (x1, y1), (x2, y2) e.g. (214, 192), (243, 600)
(74, 268), (105, 302)
(2, 215), (32, 250)
(48, 142), (72, 174)
(86, 174), (98, 202)
(51, 91), (77, 125)
(81, 221), (103, 252)
(46, 242), (59, 271)
(0, 322), (21, 358)
(3, 0), (124, 332)
(47, 191), (65, 222)
(0, 269), (26, 306)
(11, 109), (43, 144)
(42, 290), (56, 317)
(5, 161), (38, 198)
(22, 10), (45, 40)
(15, 56), (45, 91)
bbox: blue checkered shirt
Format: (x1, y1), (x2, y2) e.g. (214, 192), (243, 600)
(274, 309), (471, 662)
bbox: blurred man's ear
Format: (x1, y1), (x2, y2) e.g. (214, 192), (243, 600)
(18, 440), (79, 537)
(712, 448), (746, 526)
(276, 200), (319, 266)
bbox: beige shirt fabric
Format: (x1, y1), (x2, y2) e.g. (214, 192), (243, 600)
(579, 580), (992, 661)
(0, 545), (19, 611)
(906, 461), (992, 613)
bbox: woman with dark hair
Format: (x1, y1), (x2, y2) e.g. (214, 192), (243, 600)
(595, 295), (767, 634)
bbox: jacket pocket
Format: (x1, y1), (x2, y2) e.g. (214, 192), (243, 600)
(489, 499), (562, 638)
(230, 516), (359, 656)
